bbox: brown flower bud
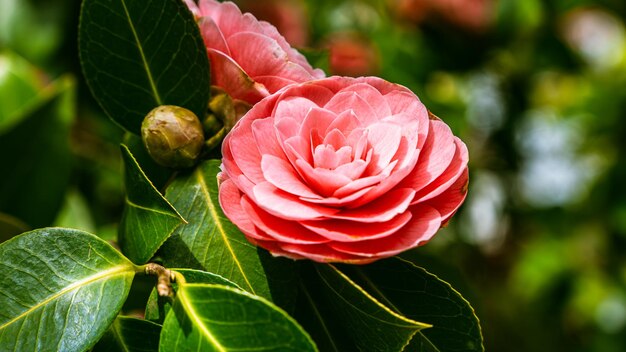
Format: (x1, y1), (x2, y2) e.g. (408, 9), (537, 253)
(141, 105), (205, 169)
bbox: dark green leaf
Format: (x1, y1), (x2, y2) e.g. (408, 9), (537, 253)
(78, 0), (210, 134)
(0, 228), (137, 351)
(159, 160), (298, 310)
(123, 132), (173, 191)
(119, 144), (185, 264)
(297, 258), (483, 351)
(300, 263), (430, 352)
(159, 284), (317, 352)
(0, 75), (74, 228)
(145, 268), (240, 324)
(344, 258), (483, 351)
(93, 316), (161, 352)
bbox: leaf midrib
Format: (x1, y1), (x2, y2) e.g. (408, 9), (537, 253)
(0, 264), (134, 330)
(119, 0), (162, 105)
(195, 169), (255, 294)
(322, 265), (430, 328)
(178, 286), (226, 352)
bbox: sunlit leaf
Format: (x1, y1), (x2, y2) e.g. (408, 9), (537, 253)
(159, 284), (317, 351)
(78, 0), (210, 134)
(159, 160), (298, 310)
(0, 74), (75, 229)
(0, 228), (137, 351)
(145, 268), (240, 324)
(93, 316), (161, 352)
(119, 144), (185, 264)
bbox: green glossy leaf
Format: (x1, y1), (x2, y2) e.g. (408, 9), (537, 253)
(78, 0), (210, 134)
(303, 263), (430, 351)
(145, 268), (241, 324)
(123, 132), (173, 191)
(159, 284), (317, 352)
(0, 50), (48, 134)
(0, 228), (137, 351)
(0, 75), (75, 228)
(53, 188), (97, 233)
(93, 316), (161, 352)
(345, 258), (483, 351)
(297, 258), (483, 351)
(159, 160), (298, 310)
(119, 144), (185, 264)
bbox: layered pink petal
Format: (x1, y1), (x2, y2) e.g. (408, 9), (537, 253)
(219, 179), (272, 241)
(278, 243), (369, 263)
(413, 137), (469, 203)
(252, 182), (338, 220)
(301, 211), (412, 242)
(241, 197), (329, 244)
(331, 188), (416, 222)
(423, 167), (469, 223)
(401, 119), (456, 192)
(261, 154), (319, 198)
(330, 204), (441, 258)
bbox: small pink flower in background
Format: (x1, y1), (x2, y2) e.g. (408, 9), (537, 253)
(236, 0), (310, 48)
(184, 0), (325, 105)
(219, 76), (469, 263)
(327, 33), (380, 77)
(389, 0), (495, 32)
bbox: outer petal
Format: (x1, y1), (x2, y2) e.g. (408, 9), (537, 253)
(218, 179), (272, 241)
(240, 197), (330, 244)
(208, 49), (269, 103)
(330, 204), (441, 258)
(423, 167), (469, 224)
(301, 211), (412, 242)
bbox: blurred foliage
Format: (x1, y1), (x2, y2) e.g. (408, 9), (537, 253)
(2, 0), (626, 350)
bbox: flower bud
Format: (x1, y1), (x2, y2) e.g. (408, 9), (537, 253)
(141, 105), (205, 169)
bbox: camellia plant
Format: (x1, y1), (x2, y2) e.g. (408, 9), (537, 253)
(0, 0), (482, 351)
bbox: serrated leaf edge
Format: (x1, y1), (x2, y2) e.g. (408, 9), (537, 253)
(321, 264), (432, 329)
(395, 257), (485, 352)
(121, 144), (186, 223)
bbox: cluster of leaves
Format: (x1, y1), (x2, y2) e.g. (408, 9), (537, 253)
(0, 0), (482, 351)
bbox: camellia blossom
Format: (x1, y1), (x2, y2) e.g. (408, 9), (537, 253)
(219, 76), (469, 263)
(184, 0), (325, 105)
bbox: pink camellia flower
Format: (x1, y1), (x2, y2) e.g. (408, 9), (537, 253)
(219, 76), (469, 263)
(184, 0), (325, 105)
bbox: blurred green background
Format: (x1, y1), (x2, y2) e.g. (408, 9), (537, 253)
(2, 0), (626, 350)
